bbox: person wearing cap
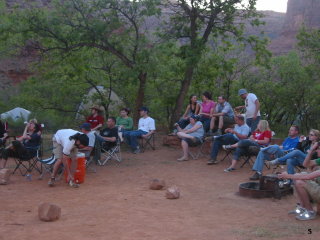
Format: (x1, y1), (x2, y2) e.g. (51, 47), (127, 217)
(176, 114), (204, 161)
(123, 106), (155, 154)
(79, 122), (96, 159)
(48, 129), (89, 188)
(86, 106), (104, 131)
(207, 115), (250, 165)
(235, 89), (260, 133)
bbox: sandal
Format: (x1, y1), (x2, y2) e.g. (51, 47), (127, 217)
(68, 180), (79, 188)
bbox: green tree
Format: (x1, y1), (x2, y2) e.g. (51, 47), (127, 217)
(0, 0), (161, 121)
(162, 0), (270, 126)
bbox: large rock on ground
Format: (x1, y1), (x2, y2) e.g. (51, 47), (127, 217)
(0, 168), (12, 185)
(149, 179), (166, 190)
(165, 186), (180, 199)
(38, 202), (61, 222)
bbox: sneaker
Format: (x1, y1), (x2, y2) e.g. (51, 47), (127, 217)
(224, 167), (236, 172)
(213, 129), (222, 136)
(222, 145), (232, 150)
(296, 210), (316, 221)
(249, 172), (261, 180)
(68, 180), (79, 188)
(207, 158), (218, 165)
(48, 177), (55, 187)
(288, 204), (305, 215)
(133, 148), (141, 154)
(177, 157), (189, 161)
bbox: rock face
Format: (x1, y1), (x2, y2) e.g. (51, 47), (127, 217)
(269, 0), (320, 54)
(38, 202), (61, 222)
(149, 179), (166, 190)
(165, 186), (180, 199)
(0, 168), (12, 185)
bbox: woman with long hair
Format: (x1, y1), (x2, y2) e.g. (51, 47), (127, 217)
(175, 95), (200, 129)
(223, 120), (272, 172)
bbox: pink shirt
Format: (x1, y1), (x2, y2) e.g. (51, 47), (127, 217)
(201, 100), (216, 114)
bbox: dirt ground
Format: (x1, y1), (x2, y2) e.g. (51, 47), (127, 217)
(1, 135), (319, 240)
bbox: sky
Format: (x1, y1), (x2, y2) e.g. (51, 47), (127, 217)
(256, 0), (288, 12)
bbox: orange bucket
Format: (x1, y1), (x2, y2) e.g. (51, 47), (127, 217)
(64, 153), (86, 184)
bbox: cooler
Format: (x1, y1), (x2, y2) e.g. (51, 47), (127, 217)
(64, 152), (86, 184)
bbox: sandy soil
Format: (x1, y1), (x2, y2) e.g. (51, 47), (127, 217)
(1, 135), (319, 240)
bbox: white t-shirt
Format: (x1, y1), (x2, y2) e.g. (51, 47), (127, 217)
(54, 129), (81, 155)
(245, 93), (261, 118)
(138, 117), (156, 132)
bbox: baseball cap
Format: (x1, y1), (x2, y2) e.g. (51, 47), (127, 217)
(79, 123), (91, 131)
(238, 89), (248, 96)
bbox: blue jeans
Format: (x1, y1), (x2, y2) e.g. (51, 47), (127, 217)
(233, 139), (260, 160)
(252, 145), (285, 173)
(246, 116), (261, 133)
(123, 130), (148, 150)
(177, 118), (190, 129)
(277, 149), (306, 174)
(200, 116), (211, 132)
(210, 133), (238, 159)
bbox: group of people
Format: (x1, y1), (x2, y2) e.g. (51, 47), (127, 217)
(174, 89), (320, 221)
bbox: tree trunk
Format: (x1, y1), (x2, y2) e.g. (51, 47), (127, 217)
(134, 71), (147, 123)
(170, 65), (195, 127)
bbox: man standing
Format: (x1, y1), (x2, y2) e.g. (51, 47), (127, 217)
(207, 115), (250, 165)
(209, 96), (234, 136)
(48, 129), (89, 188)
(123, 107), (155, 154)
(250, 125), (300, 180)
(235, 89), (260, 132)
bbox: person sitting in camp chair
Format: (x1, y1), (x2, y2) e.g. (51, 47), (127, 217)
(207, 115), (250, 165)
(278, 142), (320, 221)
(0, 121), (41, 168)
(176, 114), (204, 161)
(96, 117), (119, 150)
(79, 123), (96, 161)
(123, 107), (155, 154)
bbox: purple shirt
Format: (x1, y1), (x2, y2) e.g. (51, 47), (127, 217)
(201, 100), (216, 115)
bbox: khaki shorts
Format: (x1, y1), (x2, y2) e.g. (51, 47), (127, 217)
(52, 138), (78, 161)
(304, 180), (320, 203)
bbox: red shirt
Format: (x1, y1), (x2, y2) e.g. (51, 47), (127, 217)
(86, 115), (104, 129)
(252, 130), (272, 145)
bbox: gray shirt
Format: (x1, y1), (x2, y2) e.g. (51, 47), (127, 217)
(233, 124), (250, 140)
(215, 101), (234, 118)
(185, 121), (204, 139)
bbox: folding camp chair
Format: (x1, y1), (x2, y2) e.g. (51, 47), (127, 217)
(38, 154), (64, 180)
(98, 138), (122, 166)
(240, 146), (260, 168)
(187, 137), (208, 160)
(13, 145), (42, 176)
(139, 132), (155, 152)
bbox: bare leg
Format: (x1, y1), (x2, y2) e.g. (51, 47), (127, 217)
(209, 117), (217, 131)
(295, 180), (313, 211)
(61, 157), (74, 182)
(177, 132), (194, 139)
(218, 116), (224, 129)
(228, 159), (238, 169)
(180, 140), (189, 159)
(0, 158), (8, 168)
(51, 158), (62, 178)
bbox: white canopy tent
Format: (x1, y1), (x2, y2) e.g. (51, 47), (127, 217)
(1, 107), (31, 121)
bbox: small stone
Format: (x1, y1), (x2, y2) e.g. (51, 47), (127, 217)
(0, 168), (12, 185)
(165, 186), (180, 199)
(149, 179), (166, 190)
(38, 202), (61, 222)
